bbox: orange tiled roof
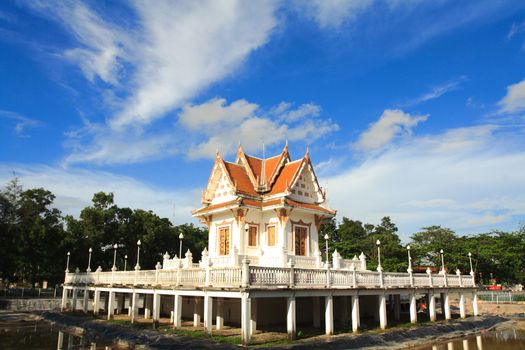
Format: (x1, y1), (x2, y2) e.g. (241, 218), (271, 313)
(285, 198), (336, 215)
(192, 199), (239, 215)
(268, 160), (302, 195)
(244, 155), (262, 183)
(223, 162), (257, 196)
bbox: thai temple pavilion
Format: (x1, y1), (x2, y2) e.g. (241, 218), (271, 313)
(62, 144), (478, 344)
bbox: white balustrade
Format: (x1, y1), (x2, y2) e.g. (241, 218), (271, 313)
(295, 268), (326, 287)
(64, 265), (476, 290)
(249, 266), (289, 286)
(383, 273), (412, 287)
(293, 256), (318, 269)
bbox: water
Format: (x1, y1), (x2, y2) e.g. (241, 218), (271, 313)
(0, 319), (116, 349)
(416, 328), (525, 350)
(0, 317), (523, 349)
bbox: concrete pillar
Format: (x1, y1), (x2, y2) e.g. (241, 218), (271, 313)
(448, 342), (454, 350)
(459, 293), (466, 319)
(351, 295), (359, 333)
(250, 298), (257, 335)
(409, 293), (417, 324)
(286, 297), (296, 340)
(107, 290), (115, 320)
(429, 293), (436, 322)
(216, 298), (224, 330)
(204, 295), (213, 334)
(173, 294), (182, 328)
(462, 339), (469, 350)
(71, 288), (78, 312)
(476, 335), (482, 350)
(83, 288), (89, 313)
(312, 296), (320, 328)
(341, 296), (349, 325)
(241, 294), (251, 345)
(393, 294), (401, 321)
(144, 294), (152, 319)
(193, 297), (201, 327)
(130, 291), (138, 323)
(472, 292), (479, 316)
(61, 287), (68, 311)
(379, 293), (387, 330)
(325, 295), (334, 335)
(152, 292), (161, 327)
(93, 289), (100, 315)
(444, 293), (451, 320)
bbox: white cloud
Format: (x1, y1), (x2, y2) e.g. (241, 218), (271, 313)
(0, 164), (200, 225)
(403, 77), (467, 107)
(498, 78), (525, 113)
(296, 0), (374, 28)
(0, 110), (42, 137)
(355, 109), (427, 151)
(183, 99), (338, 159)
(325, 124), (525, 239)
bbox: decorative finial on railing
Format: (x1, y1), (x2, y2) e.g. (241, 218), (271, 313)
(163, 252), (170, 260)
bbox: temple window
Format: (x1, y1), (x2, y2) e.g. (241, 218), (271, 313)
(267, 225), (276, 246)
(248, 225), (258, 246)
(218, 226), (230, 255)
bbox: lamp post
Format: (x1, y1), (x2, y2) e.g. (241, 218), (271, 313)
(124, 254), (128, 271)
(179, 232), (184, 260)
(65, 251), (71, 273)
(406, 245), (412, 273)
(324, 234), (329, 265)
(112, 243), (118, 271)
(440, 249), (445, 274)
(376, 239), (382, 271)
(468, 252), (474, 276)
(135, 240), (141, 270)
(87, 248), (92, 272)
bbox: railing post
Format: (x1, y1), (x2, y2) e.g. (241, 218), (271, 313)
(407, 265), (414, 287)
(326, 263), (332, 288)
(288, 259), (295, 287)
(457, 269), (463, 287)
(155, 262), (162, 285)
(427, 267), (433, 287)
(242, 258), (250, 288)
(315, 250), (322, 268)
(332, 250), (341, 270)
(351, 264), (357, 288)
(176, 261), (181, 286)
(96, 266), (102, 285)
(205, 260), (211, 286)
(184, 249), (193, 269)
(379, 270), (384, 288)
(443, 270), (448, 287)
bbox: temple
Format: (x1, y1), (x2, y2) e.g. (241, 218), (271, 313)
(61, 145), (479, 345)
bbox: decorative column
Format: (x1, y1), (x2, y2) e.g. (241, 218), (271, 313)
(241, 293), (251, 345)
(83, 288), (89, 313)
(216, 298), (224, 330)
(130, 291), (138, 323)
(472, 292), (479, 316)
(71, 287), (78, 312)
(325, 294), (334, 335)
(250, 298), (258, 335)
(312, 297), (320, 328)
(107, 289), (115, 320)
(351, 295), (360, 333)
(152, 291), (161, 328)
(144, 294), (152, 319)
(93, 289), (100, 316)
(204, 294), (213, 334)
(286, 297), (296, 340)
(409, 293), (417, 324)
(173, 294), (182, 328)
(429, 293), (436, 322)
(379, 293), (387, 330)
(61, 287), (68, 311)
(459, 292), (466, 319)
(193, 297), (201, 327)
(443, 293), (451, 320)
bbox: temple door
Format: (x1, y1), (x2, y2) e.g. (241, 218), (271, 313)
(294, 226), (308, 256)
(219, 227), (230, 255)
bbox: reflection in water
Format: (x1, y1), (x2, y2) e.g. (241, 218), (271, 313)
(417, 326), (525, 350)
(57, 331), (64, 350)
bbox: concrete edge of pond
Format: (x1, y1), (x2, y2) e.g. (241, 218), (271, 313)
(25, 311), (511, 350)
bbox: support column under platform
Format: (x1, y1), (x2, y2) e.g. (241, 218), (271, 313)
(204, 295), (213, 335)
(325, 295), (334, 335)
(351, 295), (360, 333)
(241, 294), (251, 345)
(173, 294), (182, 328)
(409, 293), (417, 324)
(216, 298), (224, 330)
(379, 293), (387, 330)
(286, 297), (296, 340)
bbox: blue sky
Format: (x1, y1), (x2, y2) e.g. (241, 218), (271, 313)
(1, 0), (525, 241)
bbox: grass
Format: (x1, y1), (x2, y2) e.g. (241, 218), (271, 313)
(159, 326), (242, 345)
